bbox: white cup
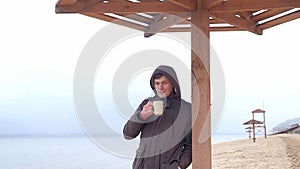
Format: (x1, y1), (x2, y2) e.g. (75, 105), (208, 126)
(152, 100), (164, 116)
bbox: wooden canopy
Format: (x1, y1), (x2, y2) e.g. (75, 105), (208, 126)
(243, 119), (263, 125)
(252, 108), (266, 113)
(56, 0), (300, 36)
(55, 1), (299, 168)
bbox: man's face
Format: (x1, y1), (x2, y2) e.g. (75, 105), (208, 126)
(154, 75), (173, 98)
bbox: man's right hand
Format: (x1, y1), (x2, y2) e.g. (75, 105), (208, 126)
(139, 101), (153, 120)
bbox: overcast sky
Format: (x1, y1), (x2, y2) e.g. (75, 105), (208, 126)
(0, 0), (299, 136)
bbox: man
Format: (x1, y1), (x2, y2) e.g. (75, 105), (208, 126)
(123, 65), (192, 169)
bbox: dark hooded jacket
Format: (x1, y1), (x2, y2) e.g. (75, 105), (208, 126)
(123, 65), (192, 169)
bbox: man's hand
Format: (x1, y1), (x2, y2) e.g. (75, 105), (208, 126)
(139, 101), (153, 120)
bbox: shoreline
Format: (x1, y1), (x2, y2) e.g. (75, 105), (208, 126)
(1, 134), (299, 168)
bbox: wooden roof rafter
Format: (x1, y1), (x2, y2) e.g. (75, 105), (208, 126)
(167, 0), (197, 10)
(114, 12), (154, 24)
(81, 12), (149, 31)
(56, 0), (193, 13)
(144, 12), (191, 37)
(204, 0), (225, 9)
(55, 0), (300, 35)
(56, 0), (102, 13)
(258, 9), (300, 29)
(209, 0), (300, 12)
(210, 12), (262, 34)
(251, 8), (293, 22)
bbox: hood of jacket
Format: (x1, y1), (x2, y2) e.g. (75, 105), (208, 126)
(150, 65), (181, 100)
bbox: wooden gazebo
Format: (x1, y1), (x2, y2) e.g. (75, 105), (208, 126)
(55, 1), (300, 168)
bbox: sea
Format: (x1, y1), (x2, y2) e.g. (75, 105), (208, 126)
(0, 133), (246, 169)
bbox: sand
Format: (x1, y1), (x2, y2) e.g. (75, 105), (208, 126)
(212, 134), (300, 169)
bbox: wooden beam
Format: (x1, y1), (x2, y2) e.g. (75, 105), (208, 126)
(162, 26), (245, 32)
(210, 0), (300, 12)
(145, 13), (190, 37)
(210, 26), (245, 31)
(77, 1), (189, 13)
(56, 0), (77, 5)
(204, 0), (224, 9)
(168, 0), (197, 10)
(258, 10), (300, 30)
(178, 19), (192, 24)
(114, 13), (154, 24)
(162, 27), (191, 32)
(239, 11), (253, 21)
(211, 12), (262, 34)
(209, 17), (227, 24)
(80, 12), (147, 31)
(56, 0), (102, 13)
(251, 8), (292, 22)
(191, 0), (211, 168)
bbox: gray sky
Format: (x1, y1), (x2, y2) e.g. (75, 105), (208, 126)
(0, 0), (299, 135)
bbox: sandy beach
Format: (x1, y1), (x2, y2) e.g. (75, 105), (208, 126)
(212, 134), (300, 169)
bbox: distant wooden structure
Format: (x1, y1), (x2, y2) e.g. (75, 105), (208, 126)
(243, 109), (267, 142)
(245, 126), (253, 139)
(55, 1), (300, 168)
(243, 119), (263, 142)
(252, 109), (267, 139)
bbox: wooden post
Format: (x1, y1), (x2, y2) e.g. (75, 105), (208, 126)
(263, 112), (267, 139)
(252, 123), (256, 142)
(247, 130), (251, 139)
(191, 0), (211, 168)
(252, 113), (256, 142)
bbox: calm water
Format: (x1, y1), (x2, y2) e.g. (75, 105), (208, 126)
(212, 133), (248, 143)
(0, 134), (247, 169)
(0, 136), (132, 169)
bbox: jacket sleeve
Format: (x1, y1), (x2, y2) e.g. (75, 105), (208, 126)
(123, 99), (149, 140)
(179, 130), (192, 169)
